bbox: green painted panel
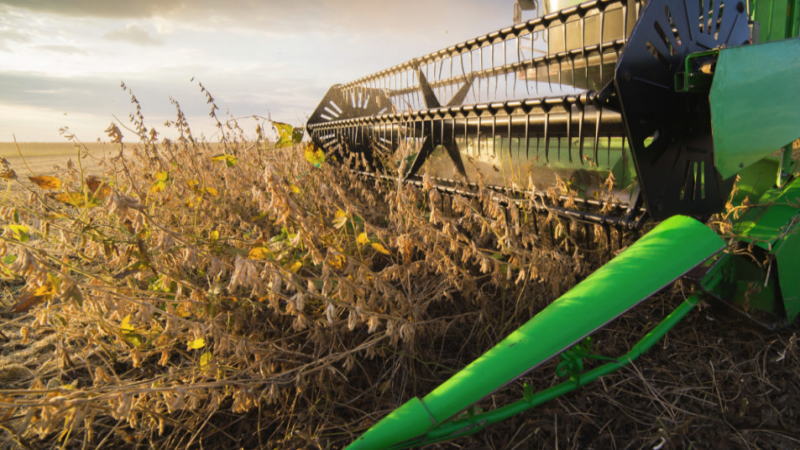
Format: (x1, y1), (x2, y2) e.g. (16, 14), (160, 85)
(348, 215), (724, 449)
(751, 0), (800, 42)
(775, 223), (800, 321)
(710, 39), (800, 179)
(733, 177), (800, 249)
(731, 158), (780, 206)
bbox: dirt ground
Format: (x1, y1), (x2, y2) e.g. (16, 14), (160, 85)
(0, 142), (117, 182)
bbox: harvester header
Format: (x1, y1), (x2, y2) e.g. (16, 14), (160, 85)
(307, 0), (800, 446)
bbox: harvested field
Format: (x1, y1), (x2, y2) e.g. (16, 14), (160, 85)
(0, 117), (798, 449)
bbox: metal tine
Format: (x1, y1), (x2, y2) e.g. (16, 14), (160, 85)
(599, 8), (605, 82)
(478, 47), (483, 103)
(710, 0), (722, 36)
(524, 110), (531, 159)
(513, 35), (519, 98)
(464, 110), (469, 155)
(449, 53), (455, 101)
(503, 39), (508, 100)
(517, 31), (529, 97)
(701, 0), (710, 35)
(438, 57), (446, 100)
(493, 113), (499, 157)
(593, 104), (602, 164)
(566, 101), (573, 163)
(544, 26), (553, 92)
(621, 1), (628, 38)
(560, 18), (567, 87)
(487, 44), (492, 100)
(543, 108), (550, 163)
(580, 10), (588, 87)
(530, 31), (537, 96)
(491, 43), (497, 100)
(451, 116), (457, 162)
(507, 107), (513, 160)
(578, 102), (585, 166)
(440, 116), (444, 145)
(477, 115), (482, 156)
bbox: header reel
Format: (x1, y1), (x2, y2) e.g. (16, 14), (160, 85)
(308, 0), (750, 222)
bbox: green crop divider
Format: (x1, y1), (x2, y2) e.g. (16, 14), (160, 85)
(395, 295), (702, 448)
(348, 216), (724, 449)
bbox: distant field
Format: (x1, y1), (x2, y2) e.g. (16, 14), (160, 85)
(0, 142), (118, 177)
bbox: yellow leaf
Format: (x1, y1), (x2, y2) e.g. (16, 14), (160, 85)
(327, 253), (346, 269)
(187, 337), (206, 350)
(370, 242), (391, 255)
(204, 187), (219, 197)
(273, 121), (300, 147)
(289, 184), (301, 194)
(211, 154), (238, 167)
(199, 351), (213, 368)
(333, 209), (348, 229)
(209, 230), (220, 241)
(54, 192), (99, 208)
(288, 261), (302, 273)
(150, 173), (169, 193)
(120, 314), (135, 332)
(28, 175), (62, 190)
(6, 224), (30, 242)
(185, 196), (202, 208)
(356, 232), (370, 245)
(175, 302), (192, 318)
(248, 247), (271, 260)
(33, 283), (56, 298)
(304, 145), (326, 167)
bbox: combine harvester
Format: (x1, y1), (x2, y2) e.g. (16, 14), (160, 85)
(307, 0), (799, 447)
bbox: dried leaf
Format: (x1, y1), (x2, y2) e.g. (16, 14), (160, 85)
(86, 176), (111, 199)
(28, 175), (62, 190)
(11, 292), (43, 313)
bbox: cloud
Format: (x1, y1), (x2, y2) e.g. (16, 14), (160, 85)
(0, 28), (30, 51)
(0, 0), (181, 19)
(104, 24), (163, 46)
(37, 44), (87, 55)
(0, 0), (507, 42)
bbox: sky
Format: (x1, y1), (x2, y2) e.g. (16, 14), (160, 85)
(0, 0), (517, 142)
